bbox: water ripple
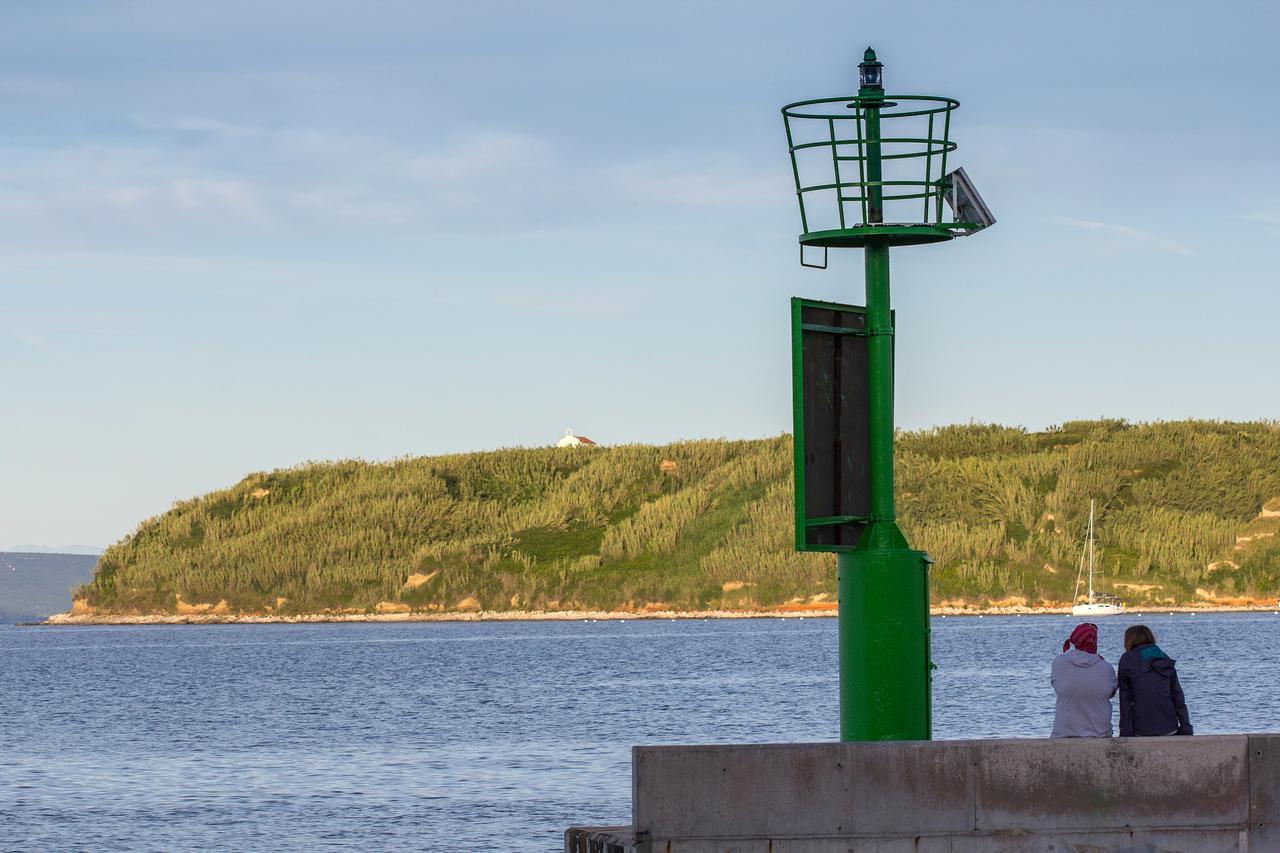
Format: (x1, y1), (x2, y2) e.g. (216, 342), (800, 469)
(1, 613), (1273, 850)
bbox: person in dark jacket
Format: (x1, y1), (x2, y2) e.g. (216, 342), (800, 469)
(1117, 624), (1193, 737)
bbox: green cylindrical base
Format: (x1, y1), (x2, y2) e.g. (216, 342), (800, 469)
(837, 546), (932, 741)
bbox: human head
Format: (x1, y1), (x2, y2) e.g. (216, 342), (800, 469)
(1124, 624), (1156, 651)
(1063, 622), (1098, 654)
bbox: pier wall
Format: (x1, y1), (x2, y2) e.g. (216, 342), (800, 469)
(567, 734), (1280, 852)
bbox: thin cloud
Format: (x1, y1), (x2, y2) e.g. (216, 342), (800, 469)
(0, 121), (779, 242)
(10, 330), (59, 355)
(1056, 217), (1194, 257)
(1244, 211), (1280, 235)
(0, 78), (69, 96)
(140, 116), (264, 138)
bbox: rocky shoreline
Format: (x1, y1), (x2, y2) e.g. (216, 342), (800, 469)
(37, 601), (1280, 626)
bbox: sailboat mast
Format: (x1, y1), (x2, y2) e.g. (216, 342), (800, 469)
(1087, 499), (1095, 603)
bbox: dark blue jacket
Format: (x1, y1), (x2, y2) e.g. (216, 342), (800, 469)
(1117, 643), (1193, 737)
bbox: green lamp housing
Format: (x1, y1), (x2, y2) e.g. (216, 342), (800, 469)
(858, 48), (883, 91)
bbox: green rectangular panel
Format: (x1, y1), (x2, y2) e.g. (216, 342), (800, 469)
(791, 297), (873, 552)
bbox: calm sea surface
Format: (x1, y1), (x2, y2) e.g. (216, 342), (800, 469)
(4, 612), (1280, 851)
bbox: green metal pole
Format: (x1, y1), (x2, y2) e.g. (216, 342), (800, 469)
(861, 83), (894, 534)
(836, 49), (933, 742)
(863, 241), (897, 533)
(836, 240), (930, 742)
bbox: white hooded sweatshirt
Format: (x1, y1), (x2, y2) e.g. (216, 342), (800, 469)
(1050, 648), (1117, 738)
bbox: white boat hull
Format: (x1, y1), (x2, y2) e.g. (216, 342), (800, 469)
(1072, 602), (1125, 617)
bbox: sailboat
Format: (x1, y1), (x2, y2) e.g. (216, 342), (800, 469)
(1071, 499), (1125, 617)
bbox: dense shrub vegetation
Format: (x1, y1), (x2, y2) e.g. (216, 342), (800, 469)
(77, 420), (1280, 614)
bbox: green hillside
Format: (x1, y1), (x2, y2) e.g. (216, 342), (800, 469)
(75, 420), (1280, 616)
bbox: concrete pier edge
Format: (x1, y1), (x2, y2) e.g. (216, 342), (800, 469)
(567, 734), (1280, 852)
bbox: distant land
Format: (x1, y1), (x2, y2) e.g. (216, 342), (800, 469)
(8, 545), (102, 556)
(1, 552), (98, 622)
(52, 420), (1280, 624)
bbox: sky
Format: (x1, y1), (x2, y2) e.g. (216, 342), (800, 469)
(2, 1), (1279, 550)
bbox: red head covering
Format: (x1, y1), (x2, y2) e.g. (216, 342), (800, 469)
(1063, 622), (1098, 654)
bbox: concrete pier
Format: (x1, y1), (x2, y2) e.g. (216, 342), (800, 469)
(566, 735), (1280, 851)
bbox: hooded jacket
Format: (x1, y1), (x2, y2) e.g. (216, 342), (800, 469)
(1117, 643), (1193, 737)
(1050, 648), (1117, 737)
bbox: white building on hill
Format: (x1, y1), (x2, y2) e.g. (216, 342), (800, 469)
(556, 428), (598, 448)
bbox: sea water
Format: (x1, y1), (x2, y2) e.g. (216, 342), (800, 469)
(3, 613), (1277, 851)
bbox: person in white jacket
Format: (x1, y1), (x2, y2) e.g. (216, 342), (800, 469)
(1050, 622), (1117, 738)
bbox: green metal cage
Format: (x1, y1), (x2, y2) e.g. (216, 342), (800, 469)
(782, 94), (973, 253)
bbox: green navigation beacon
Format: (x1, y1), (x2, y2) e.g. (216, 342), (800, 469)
(782, 48), (994, 742)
